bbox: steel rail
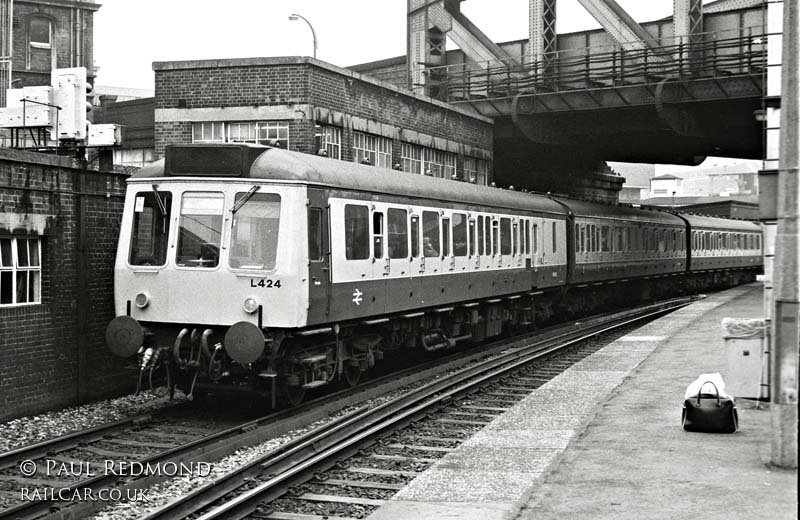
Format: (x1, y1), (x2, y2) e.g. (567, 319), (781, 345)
(1, 299), (646, 520)
(0, 412), (158, 471)
(146, 297), (694, 520)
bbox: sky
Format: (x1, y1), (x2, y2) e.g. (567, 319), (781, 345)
(92, 0), (758, 172)
(93, 0), (680, 90)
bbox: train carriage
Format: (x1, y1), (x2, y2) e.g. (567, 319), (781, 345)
(106, 143), (762, 405)
(558, 199), (687, 284)
(108, 144), (570, 403)
(682, 214), (762, 272)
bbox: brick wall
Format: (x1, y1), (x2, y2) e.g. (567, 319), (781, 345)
(0, 148), (132, 421)
(153, 58), (494, 173)
(11, 0), (99, 87)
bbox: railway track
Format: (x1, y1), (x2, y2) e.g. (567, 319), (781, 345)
(0, 296), (695, 520)
(138, 296), (693, 520)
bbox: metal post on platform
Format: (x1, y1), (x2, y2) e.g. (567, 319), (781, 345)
(770, 0), (799, 470)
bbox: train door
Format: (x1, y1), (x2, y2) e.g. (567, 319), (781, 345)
(420, 209), (442, 275)
(531, 219), (542, 286)
(409, 213), (423, 274)
(306, 188), (330, 324)
(452, 212), (469, 273)
(370, 206), (388, 314)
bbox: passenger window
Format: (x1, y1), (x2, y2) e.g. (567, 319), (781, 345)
(442, 217), (451, 257)
(345, 204), (370, 260)
(492, 219), (499, 255)
(410, 215), (420, 258)
(477, 216), (485, 255)
(308, 208), (323, 262)
(453, 213), (467, 257)
(575, 224), (580, 253)
(552, 222), (557, 253)
(468, 219), (476, 256)
(388, 208), (408, 259)
(525, 221), (531, 255)
(580, 225), (585, 252)
(513, 221), (519, 255)
(129, 191), (172, 266)
(500, 218), (511, 255)
(532, 223), (538, 254)
(422, 211), (440, 257)
(601, 226), (610, 252)
(373, 212), (384, 259)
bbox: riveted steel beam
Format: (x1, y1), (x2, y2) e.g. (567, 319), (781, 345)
(529, 0), (557, 67)
(576, 0), (662, 52)
(407, 0), (517, 96)
(674, 0), (704, 71)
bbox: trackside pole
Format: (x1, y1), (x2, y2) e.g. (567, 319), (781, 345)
(771, 0), (799, 469)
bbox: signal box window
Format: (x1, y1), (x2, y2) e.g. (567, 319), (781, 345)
(345, 205), (370, 260)
(452, 214), (467, 257)
(230, 193), (282, 269)
(0, 237), (41, 306)
(129, 191), (172, 266)
(29, 18), (51, 48)
(388, 209), (408, 259)
(422, 211), (440, 257)
(177, 192), (224, 268)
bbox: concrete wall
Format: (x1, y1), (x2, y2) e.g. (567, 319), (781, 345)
(0, 148), (132, 421)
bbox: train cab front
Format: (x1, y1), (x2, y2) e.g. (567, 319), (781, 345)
(106, 147), (308, 402)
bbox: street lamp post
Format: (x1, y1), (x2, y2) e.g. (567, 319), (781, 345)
(288, 13), (317, 59)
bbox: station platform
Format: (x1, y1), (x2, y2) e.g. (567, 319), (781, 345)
(368, 283), (797, 520)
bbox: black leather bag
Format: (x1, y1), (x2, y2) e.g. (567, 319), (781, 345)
(682, 381), (738, 433)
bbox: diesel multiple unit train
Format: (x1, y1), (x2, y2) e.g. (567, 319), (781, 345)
(106, 144), (762, 405)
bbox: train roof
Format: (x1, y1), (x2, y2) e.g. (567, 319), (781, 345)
(133, 145), (568, 216)
(678, 213), (761, 231)
(554, 197), (685, 225)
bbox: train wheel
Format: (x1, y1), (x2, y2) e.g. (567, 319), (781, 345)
(344, 364), (362, 387)
(279, 378), (306, 407)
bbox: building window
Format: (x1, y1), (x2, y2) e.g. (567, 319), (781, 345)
(258, 122), (289, 147)
(401, 143), (422, 174)
(421, 148), (456, 179)
(191, 121), (289, 148)
(29, 17), (52, 49)
(463, 157), (488, 185)
(114, 149), (155, 168)
(318, 125), (341, 159)
(0, 237), (42, 306)
(353, 132), (392, 168)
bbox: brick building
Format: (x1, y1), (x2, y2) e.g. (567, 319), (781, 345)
(153, 57), (494, 185)
(0, 148), (130, 420)
(1, 0), (98, 103)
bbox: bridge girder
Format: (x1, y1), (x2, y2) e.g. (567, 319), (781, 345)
(407, 0), (516, 96)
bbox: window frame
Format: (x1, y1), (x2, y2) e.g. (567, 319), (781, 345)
(0, 237), (42, 307)
(29, 17), (52, 49)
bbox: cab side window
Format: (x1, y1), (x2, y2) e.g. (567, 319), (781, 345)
(345, 204), (370, 260)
